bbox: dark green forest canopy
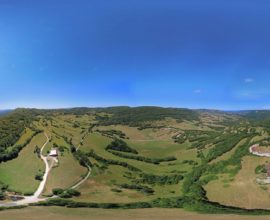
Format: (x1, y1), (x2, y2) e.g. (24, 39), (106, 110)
(0, 109), (40, 162)
(10, 107), (200, 126)
(93, 106), (200, 126)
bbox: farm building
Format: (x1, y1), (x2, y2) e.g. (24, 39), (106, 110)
(49, 149), (58, 157)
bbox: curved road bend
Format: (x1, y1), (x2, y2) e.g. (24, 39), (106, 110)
(71, 165), (91, 190)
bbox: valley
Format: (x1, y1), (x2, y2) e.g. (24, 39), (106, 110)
(1, 107), (270, 215)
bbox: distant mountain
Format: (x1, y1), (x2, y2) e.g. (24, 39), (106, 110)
(238, 110), (270, 121)
(0, 109), (12, 116)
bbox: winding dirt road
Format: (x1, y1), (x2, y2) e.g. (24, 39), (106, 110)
(71, 165), (91, 190)
(0, 132), (92, 207)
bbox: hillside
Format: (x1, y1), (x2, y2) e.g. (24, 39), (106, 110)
(0, 107), (270, 214)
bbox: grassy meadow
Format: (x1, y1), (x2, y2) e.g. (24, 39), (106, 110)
(1, 107), (270, 214)
(0, 131), (45, 194)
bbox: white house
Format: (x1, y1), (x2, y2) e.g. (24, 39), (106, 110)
(49, 149), (58, 157)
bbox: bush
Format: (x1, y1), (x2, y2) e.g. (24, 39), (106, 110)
(255, 164), (267, 174)
(0, 191), (5, 200)
(118, 184), (154, 195)
(52, 188), (64, 195)
(106, 139), (138, 154)
(53, 188), (81, 198)
(66, 189), (81, 197)
(87, 150), (141, 172)
(35, 173), (43, 181)
(134, 173), (184, 185)
(108, 150), (176, 164)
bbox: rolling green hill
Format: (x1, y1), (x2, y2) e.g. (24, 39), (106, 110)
(1, 107), (270, 214)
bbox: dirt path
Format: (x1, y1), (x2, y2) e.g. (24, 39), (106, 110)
(0, 132), (92, 207)
(71, 165), (91, 189)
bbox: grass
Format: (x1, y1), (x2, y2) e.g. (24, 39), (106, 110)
(210, 138), (248, 163)
(1, 111), (268, 213)
(0, 132), (46, 194)
(205, 156), (270, 210)
(43, 149), (87, 195)
(74, 165), (146, 203)
(74, 130), (192, 202)
(30, 117), (89, 195)
(81, 132), (194, 174)
(2, 207), (270, 220)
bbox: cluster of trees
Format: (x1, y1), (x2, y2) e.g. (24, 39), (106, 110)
(0, 182), (8, 200)
(35, 198), (152, 209)
(108, 150), (176, 165)
(72, 121), (80, 128)
(105, 139), (138, 154)
(180, 132), (261, 213)
(0, 129), (42, 163)
(172, 130), (220, 148)
(63, 136), (73, 146)
(207, 137), (255, 175)
(96, 129), (127, 139)
(118, 184), (154, 195)
(255, 164), (267, 174)
(0, 109), (42, 163)
(0, 191), (4, 200)
(186, 130), (219, 142)
(172, 134), (186, 144)
(205, 133), (249, 162)
(182, 160), (198, 166)
(0, 111), (28, 150)
(35, 195), (270, 214)
(134, 173), (183, 185)
(72, 150), (92, 168)
(35, 170), (44, 181)
(87, 150), (141, 172)
(34, 145), (41, 158)
(151, 197), (185, 208)
(137, 125), (165, 130)
(94, 106), (199, 126)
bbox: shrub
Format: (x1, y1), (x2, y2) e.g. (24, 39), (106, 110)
(35, 173), (43, 181)
(106, 139), (138, 154)
(52, 188), (64, 195)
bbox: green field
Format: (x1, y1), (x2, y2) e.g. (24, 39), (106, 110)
(1, 107), (270, 215)
(1, 207), (270, 220)
(0, 131), (46, 194)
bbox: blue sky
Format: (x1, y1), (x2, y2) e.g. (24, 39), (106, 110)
(1, 0), (270, 110)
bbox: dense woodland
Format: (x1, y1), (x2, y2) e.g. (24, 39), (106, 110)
(0, 109), (41, 163)
(94, 106), (200, 126)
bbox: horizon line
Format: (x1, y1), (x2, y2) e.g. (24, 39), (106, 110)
(0, 105), (270, 112)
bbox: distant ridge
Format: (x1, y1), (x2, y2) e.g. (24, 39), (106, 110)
(0, 109), (12, 116)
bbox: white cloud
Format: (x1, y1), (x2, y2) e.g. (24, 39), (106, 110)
(193, 89), (202, 94)
(235, 88), (270, 100)
(244, 78), (254, 83)
(261, 106), (270, 110)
